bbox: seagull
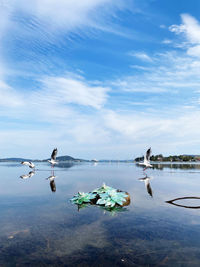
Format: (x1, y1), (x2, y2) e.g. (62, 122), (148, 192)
(20, 171), (35, 179)
(46, 174), (57, 181)
(138, 147), (153, 171)
(21, 161), (35, 169)
(48, 148), (58, 168)
(46, 174), (57, 192)
(138, 175), (153, 197)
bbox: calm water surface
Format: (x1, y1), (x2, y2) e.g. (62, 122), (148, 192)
(1, 162), (200, 266)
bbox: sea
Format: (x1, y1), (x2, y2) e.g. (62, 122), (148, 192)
(1, 162), (200, 266)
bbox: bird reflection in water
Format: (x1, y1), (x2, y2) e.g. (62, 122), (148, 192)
(20, 171), (35, 179)
(166, 197), (200, 209)
(46, 171), (57, 193)
(138, 174), (153, 197)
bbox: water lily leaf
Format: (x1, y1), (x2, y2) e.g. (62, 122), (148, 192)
(96, 199), (106, 205)
(116, 200), (123, 205)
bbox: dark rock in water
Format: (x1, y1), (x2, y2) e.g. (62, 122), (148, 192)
(121, 192), (131, 207)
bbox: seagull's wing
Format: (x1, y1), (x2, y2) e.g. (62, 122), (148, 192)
(29, 171), (35, 177)
(138, 174), (148, 181)
(146, 181), (153, 197)
(50, 180), (56, 192)
(47, 175), (56, 181)
(146, 147), (151, 161)
(51, 148), (57, 160)
(144, 178), (153, 196)
(20, 174), (29, 179)
(21, 161), (29, 166)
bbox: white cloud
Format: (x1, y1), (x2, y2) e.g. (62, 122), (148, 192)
(3, 0), (129, 36)
(169, 14), (200, 57)
(129, 51), (153, 62)
(187, 45), (200, 57)
(0, 80), (23, 107)
(37, 74), (109, 109)
(162, 39), (172, 44)
(101, 109), (200, 156)
(112, 50), (200, 94)
(103, 110), (170, 140)
(170, 14), (200, 44)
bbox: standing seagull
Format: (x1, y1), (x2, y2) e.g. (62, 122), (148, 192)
(48, 148), (58, 168)
(138, 147), (153, 171)
(21, 161), (35, 169)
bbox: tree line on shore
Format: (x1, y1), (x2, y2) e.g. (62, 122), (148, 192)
(135, 154), (200, 162)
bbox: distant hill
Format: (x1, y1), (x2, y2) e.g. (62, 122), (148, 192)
(0, 155), (86, 162)
(0, 158), (33, 162)
(43, 155), (75, 161)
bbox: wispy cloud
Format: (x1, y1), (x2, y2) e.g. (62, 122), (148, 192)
(112, 49), (200, 97)
(3, 0), (130, 38)
(162, 39), (172, 44)
(129, 51), (153, 62)
(38, 74), (110, 109)
(0, 80), (24, 107)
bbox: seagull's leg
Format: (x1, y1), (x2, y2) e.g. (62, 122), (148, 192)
(143, 167), (147, 171)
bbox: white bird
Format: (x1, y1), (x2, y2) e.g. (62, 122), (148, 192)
(48, 148), (58, 168)
(46, 175), (57, 181)
(138, 147), (153, 171)
(46, 174), (57, 192)
(138, 175), (153, 197)
(20, 171), (35, 179)
(21, 161), (35, 169)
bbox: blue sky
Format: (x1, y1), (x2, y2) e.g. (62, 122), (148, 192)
(1, 0), (200, 159)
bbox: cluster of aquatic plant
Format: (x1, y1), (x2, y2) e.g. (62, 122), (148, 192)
(71, 183), (130, 209)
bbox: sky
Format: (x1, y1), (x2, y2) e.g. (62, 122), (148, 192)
(1, 0), (200, 159)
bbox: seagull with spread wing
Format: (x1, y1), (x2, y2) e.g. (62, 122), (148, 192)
(138, 147), (153, 171)
(48, 148), (58, 168)
(21, 161), (35, 169)
(20, 171), (35, 179)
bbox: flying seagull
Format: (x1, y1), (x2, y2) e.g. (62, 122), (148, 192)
(138, 175), (153, 197)
(21, 161), (35, 169)
(48, 148), (58, 168)
(20, 171), (35, 179)
(138, 147), (153, 171)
